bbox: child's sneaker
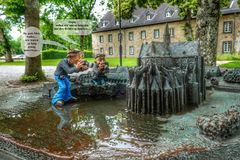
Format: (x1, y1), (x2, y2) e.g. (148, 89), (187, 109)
(53, 100), (64, 110)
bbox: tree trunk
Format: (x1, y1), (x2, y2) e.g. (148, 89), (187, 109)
(184, 9), (194, 41)
(80, 35), (84, 51)
(0, 27), (13, 62)
(196, 0), (220, 66)
(24, 0), (45, 79)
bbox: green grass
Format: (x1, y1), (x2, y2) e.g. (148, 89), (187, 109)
(0, 58), (137, 67)
(219, 61), (240, 68)
(217, 54), (240, 61)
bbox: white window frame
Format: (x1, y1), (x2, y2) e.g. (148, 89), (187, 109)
(129, 16), (138, 23)
(129, 46), (134, 55)
(169, 28), (174, 37)
(101, 20), (109, 27)
(141, 31), (146, 39)
(108, 34), (112, 42)
(99, 35), (104, 43)
(109, 47), (113, 55)
(146, 11), (155, 21)
(154, 29), (160, 39)
(100, 48), (104, 54)
(147, 14), (152, 20)
(129, 32), (134, 41)
(129, 18), (134, 23)
(223, 21), (232, 33)
(223, 41), (232, 53)
(165, 11), (172, 18)
(115, 20), (119, 26)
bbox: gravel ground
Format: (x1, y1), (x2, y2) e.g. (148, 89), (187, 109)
(0, 66), (55, 96)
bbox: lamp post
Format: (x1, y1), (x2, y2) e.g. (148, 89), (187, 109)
(118, 0), (123, 66)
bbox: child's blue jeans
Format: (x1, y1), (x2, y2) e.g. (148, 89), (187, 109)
(51, 75), (72, 105)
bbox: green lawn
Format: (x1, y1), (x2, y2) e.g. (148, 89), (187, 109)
(0, 58), (137, 67)
(219, 61), (240, 68)
(217, 54), (240, 61)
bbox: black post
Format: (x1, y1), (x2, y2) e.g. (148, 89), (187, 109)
(118, 0), (123, 66)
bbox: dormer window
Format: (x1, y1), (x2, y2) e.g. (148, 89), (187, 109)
(146, 11), (154, 20)
(129, 16), (138, 23)
(165, 8), (175, 18)
(101, 20), (109, 27)
(165, 11), (173, 17)
(115, 20), (119, 25)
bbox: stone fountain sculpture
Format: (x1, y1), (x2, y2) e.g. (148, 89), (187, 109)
(43, 63), (129, 98)
(127, 24), (206, 115)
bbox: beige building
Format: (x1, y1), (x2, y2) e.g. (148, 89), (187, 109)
(92, 1), (240, 57)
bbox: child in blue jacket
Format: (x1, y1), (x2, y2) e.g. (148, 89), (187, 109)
(51, 49), (87, 109)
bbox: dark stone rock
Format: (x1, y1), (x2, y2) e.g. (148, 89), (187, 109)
(196, 107), (240, 140)
(205, 66), (222, 79)
(210, 77), (219, 86)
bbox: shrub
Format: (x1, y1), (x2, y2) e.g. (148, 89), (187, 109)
(20, 72), (46, 82)
(42, 49), (67, 60)
(217, 54), (240, 61)
(20, 74), (38, 82)
(42, 49), (93, 59)
(84, 50), (93, 58)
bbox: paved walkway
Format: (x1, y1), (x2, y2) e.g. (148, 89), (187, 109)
(216, 60), (235, 66)
(0, 66), (55, 85)
(0, 66), (56, 96)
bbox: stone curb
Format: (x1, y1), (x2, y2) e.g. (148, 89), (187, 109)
(0, 135), (73, 160)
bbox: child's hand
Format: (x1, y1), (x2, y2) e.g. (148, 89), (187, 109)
(77, 60), (88, 71)
(76, 61), (82, 70)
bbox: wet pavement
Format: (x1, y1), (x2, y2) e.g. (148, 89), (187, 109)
(0, 90), (239, 159)
(0, 150), (22, 160)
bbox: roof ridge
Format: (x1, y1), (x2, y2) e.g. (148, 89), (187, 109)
(96, 2), (240, 33)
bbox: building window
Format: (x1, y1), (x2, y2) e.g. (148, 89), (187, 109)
(223, 21), (233, 33)
(141, 30), (146, 39)
(109, 47), (113, 55)
(165, 8), (175, 18)
(223, 41), (232, 53)
(129, 46), (134, 55)
(146, 11), (154, 20)
(108, 34), (112, 42)
(115, 20), (119, 25)
(100, 48), (104, 54)
(129, 32), (134, 41)
(100, 20), (109, 27)
(154, 29), (160, 39)
(169, 28), (175, 37)
(99, 35), (104, 43)
(129, 16), (138, 23)
(165, 11), (173, 17)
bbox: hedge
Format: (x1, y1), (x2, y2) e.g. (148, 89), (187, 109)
(217, 54), (240, 61)
(42, 49), (93, 59)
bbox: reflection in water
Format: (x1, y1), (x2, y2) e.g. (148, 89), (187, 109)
(52, 105), (72, 129)
(0, 91), (240, 158)
(0, 98), (165, 158)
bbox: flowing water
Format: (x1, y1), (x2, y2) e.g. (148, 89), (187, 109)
(0, 90), (240, 159)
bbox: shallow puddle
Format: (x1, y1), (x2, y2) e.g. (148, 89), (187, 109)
(0, 91), (240, 159)
(0, 97), (166, 158)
